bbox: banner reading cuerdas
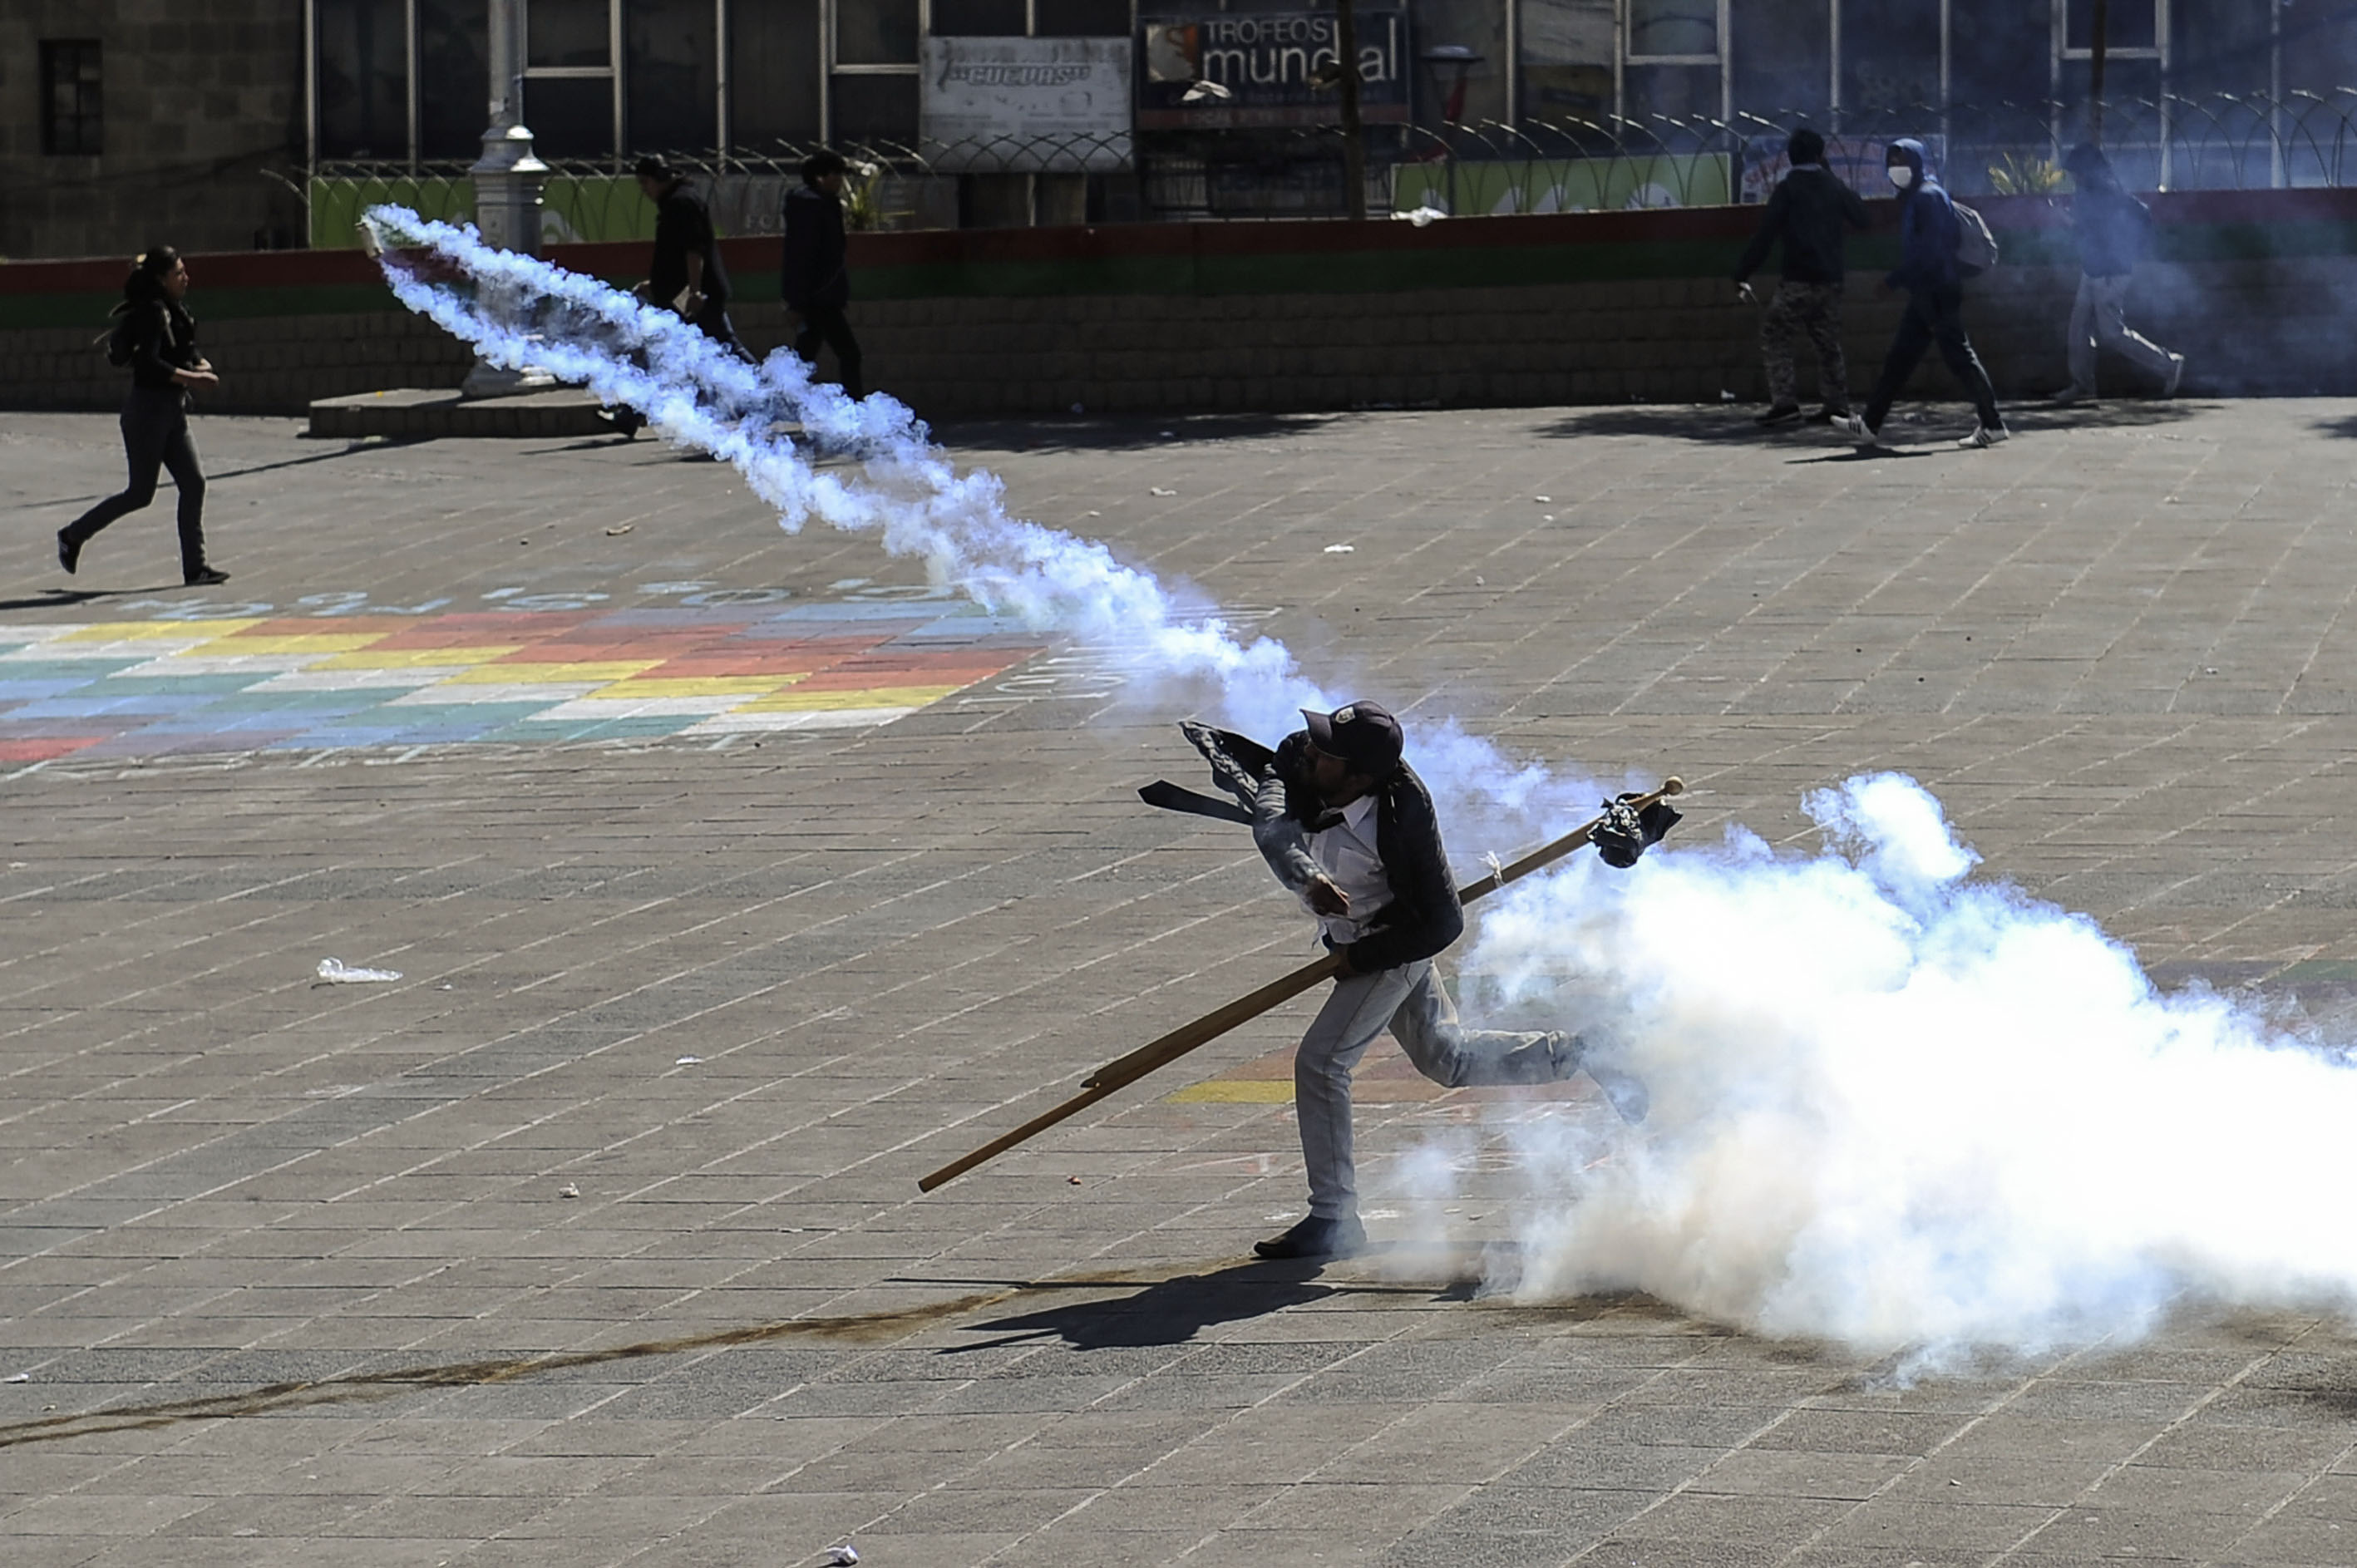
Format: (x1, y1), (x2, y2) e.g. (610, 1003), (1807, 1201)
(920, 37), (1134, 171)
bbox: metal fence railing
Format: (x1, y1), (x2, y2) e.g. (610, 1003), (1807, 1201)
(292, 89), (2357, 244)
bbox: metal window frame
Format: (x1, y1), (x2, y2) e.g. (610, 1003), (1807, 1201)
(1615, 0), (1732, 123)
(38, 39), (106, 157)
(828, 0), (923, 150)
(513, 0), (620, 160)
(2049, 0), (2172, 181)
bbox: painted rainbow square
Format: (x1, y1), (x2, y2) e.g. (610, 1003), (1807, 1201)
(0, 600), (1043, 764)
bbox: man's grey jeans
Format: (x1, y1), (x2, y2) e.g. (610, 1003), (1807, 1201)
(1295, 960), (1575, 1220)
(2067, 272), (2176, 394)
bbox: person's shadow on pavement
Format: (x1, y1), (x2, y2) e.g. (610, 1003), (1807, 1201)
(944, 1253), (1477, 1352)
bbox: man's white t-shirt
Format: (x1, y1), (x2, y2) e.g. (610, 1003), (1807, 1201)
(1306, 793), (1392, 948)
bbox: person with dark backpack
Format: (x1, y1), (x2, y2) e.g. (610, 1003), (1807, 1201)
(61, 247), (229, 585)
(2053, 142), (2183, 403)
(781, 150), (864, 401)
(1851, 138), (2009, 451)
(1734, 126), (1872, 428)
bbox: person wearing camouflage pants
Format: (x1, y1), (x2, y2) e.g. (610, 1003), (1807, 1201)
(1760, 280), (1849, 417)
(1733, 126), (1871, 427)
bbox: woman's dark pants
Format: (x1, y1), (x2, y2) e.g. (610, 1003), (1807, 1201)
(64, 388), (210, 578)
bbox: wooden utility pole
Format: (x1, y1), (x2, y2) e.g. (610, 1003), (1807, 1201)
(1336, 0), (1368, 220)
(2088, 0), (2111, 143)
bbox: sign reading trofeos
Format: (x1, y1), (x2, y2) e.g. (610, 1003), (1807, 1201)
(1138, 8), (1409, 129)
(920, 37), (1134, 170)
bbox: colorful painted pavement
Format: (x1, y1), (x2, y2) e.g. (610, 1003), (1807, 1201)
(0, 600), (1044, 764)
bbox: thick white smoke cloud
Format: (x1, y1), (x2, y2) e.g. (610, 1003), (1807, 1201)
(361, 209), (1601, 847)
(1461, 772), (2357, 1354)
(362, 217), (2357, 1355)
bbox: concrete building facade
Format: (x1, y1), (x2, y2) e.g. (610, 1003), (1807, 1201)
(5, 0), (2352, 260)
(1, 0), (309, 262)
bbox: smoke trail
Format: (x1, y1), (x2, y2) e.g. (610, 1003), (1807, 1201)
(360, 208), (1602, 846)
(1455, 772), (2357, 1354)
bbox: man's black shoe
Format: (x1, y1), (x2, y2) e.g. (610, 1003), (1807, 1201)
(57, 530), (81, 575)
(1254, 1214), (1367, 1260)
(184, 567), (231, 587)
(1753, 403), (1803, 427)
(603, 407), (644, 438)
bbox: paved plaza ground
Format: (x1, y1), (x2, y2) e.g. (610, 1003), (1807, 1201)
(2, 395), (2356, 1567)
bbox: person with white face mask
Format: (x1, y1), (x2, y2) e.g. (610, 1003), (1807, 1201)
(1852, 138), (2008, 451)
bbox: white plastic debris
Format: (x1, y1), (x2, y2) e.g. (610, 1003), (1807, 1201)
(1180, 79), (1233, 103)
(675, 1055), (703, 1066)
(1150, 486), (1176, 497)
(558, 1183), (580, 1198)
(1396, 205), (1447, 227)
(1534, 495), (1551, 502)
(318, 958), (402, 984)
(3, 1372), (28, 1383)
(604, 524), (634, 535)
(823, 1544), (860, 1566)
(1324, 544), (1355, 554)
(1720, 389), (1738, 402)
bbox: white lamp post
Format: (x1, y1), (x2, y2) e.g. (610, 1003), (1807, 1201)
(462, 0), (556, 396)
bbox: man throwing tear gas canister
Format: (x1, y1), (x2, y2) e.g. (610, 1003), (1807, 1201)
(1183, 703), (1649, 1261)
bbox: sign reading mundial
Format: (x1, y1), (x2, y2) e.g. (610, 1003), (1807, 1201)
(1138, 8), (1408, 129)
(920, 37), (1135, 170)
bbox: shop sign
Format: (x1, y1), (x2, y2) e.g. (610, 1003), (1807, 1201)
(1138, 9), (1409, 129)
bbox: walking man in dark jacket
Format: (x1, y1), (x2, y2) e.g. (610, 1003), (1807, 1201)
(2054, 142), (2182, 403)
(1853, 138), (2008, 450)
(608, 158), (741, 436)
(782, 150), (864, 400)
(1735, 126), (1871, 427)
(634, 156), (738, 348)
(1220, 703), (1601, 1260)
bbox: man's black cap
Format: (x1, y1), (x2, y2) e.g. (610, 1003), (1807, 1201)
(1303, 701), (1403, 776)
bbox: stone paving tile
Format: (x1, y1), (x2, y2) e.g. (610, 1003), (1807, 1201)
(3, 402), (2357, 1566)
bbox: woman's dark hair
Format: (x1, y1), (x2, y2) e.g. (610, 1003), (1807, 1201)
(801, 150), (848, 185)
(633, 155), (678, 184)
(113, 245), (181, 316)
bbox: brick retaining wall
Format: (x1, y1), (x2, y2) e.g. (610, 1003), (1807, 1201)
(4, 191), (2354, 420)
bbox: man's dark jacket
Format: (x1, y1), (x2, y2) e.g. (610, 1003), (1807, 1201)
(781, 185), (851, 313)
(2073, 184), (2152, 278)
(1247, 730), (1465, 974)
(648, 186), (729, 308)
(1733, 165), (1871, 285)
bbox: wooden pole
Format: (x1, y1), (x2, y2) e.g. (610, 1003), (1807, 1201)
(1336, 0), (1368, 221)
(916, 777), (1685, 1192)
(2088, 0), (2110, 144)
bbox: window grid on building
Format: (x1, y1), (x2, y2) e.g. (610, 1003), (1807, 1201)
(305, 0), (2221, 164)
(40, 40), (104, 157)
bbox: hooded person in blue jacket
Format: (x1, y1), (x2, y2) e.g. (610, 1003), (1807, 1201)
(1854, 138), (2008, 450)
